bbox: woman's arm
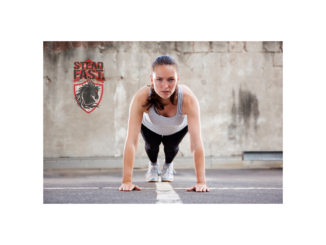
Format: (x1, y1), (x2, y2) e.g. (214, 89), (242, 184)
(183, 86), (210, 192)
(119, 91), (144, 191)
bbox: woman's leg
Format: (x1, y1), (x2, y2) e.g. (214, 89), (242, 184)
(162, 126), (188, 164)
(140, 124), (163, 163)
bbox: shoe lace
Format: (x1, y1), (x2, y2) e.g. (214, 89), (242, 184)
(147, 164), (160, 176)
(161, 164), (176, 176)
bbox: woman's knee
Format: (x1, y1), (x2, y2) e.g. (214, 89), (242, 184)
(145, 142), (160, 151)
(164, 144), (179, 152)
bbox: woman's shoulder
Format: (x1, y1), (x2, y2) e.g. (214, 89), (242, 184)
(134, 85), (151, 112)
(179, 84), (197, 115)
(179, 84), (190, 95)
(132, 85), (147, 101)
(179, 84), (196, 102)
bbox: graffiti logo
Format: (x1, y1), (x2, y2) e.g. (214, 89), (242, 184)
(73, 59), (104, 113)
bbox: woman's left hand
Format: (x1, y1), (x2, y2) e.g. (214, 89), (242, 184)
(187, 183), (210, 192)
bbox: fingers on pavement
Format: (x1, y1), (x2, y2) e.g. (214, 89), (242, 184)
(187, 186), (195, 191)
(119, 185), (141, 191)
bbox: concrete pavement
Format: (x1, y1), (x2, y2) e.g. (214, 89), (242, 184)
(43, 168), (282, 204)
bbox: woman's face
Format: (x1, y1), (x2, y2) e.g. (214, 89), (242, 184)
(150, 65), (179, 99)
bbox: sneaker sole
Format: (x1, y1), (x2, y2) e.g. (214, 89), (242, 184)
(147, 178), (159, 182)
(161, 178), (174, 182)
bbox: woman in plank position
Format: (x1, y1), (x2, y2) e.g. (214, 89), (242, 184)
(119, 55), (209, 192)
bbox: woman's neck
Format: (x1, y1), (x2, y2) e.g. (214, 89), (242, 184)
(158, 97), (171, 106)
(158, 95), (177, 107)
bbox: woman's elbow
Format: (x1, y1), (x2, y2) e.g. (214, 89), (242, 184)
(190, 142), (203, 153)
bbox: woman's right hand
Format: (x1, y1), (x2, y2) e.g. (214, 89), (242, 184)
(119, 182), (141, 191)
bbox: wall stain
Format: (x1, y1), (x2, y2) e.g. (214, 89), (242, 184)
(228, 89), (237, 140)
(228, 86), (260, 140)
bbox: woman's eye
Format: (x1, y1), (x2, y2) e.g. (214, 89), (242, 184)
(156, 78), (174, 81)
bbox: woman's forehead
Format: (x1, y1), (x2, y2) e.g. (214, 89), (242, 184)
(153, 65), (177, 76)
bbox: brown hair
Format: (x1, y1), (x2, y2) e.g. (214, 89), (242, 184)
(142, 55), (179, 115)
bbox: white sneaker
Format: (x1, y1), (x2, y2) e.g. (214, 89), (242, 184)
(146, 159), (161, 182)
(161, 160), (176, 182)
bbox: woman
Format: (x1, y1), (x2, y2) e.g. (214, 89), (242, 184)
(119, 55), (209, 192)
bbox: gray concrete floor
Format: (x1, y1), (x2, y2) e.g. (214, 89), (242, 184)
(43, 168), (282, 204)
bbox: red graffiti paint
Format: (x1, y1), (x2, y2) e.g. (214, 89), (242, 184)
(74, 59), (104, 114)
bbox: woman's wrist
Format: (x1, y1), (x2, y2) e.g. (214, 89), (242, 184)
(122, 183), (132, 185)
(196, 176), (206, 184)
(197, 182), (207, 185)
(122, 179), (132, 184)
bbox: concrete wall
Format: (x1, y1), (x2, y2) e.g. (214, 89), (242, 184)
(43, 41), (283, 160)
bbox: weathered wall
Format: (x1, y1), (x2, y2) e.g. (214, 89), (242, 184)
(43, 41), (283, 159)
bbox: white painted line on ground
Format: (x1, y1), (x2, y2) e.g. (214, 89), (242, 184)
(44, 187), (99, 190)
(44, 187), (156, 190)
(44, 187), (283, 190)
(155, 182), (183, 204)
(174, 187), (283, 190)
(103, 187), (155, 190)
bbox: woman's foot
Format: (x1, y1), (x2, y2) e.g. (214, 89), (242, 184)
(161, 160), (176, 182)
(146, 160), (160, 182)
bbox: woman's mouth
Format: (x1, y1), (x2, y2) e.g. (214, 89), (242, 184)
(162, 91), (169, 94)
